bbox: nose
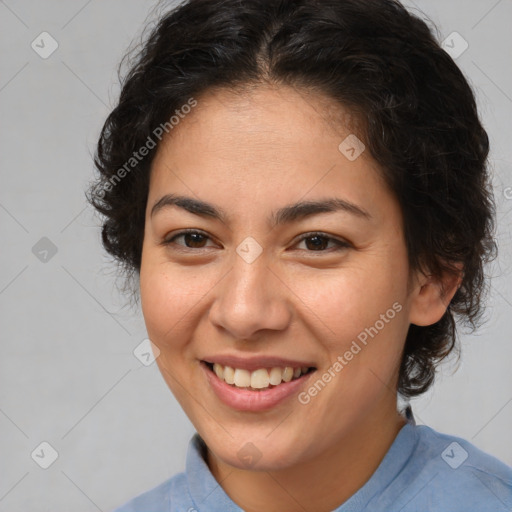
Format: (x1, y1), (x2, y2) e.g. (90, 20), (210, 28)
(208, 253), (292, 341)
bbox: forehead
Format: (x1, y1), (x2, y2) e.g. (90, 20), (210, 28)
(164, 84), (364, 157)
(147, 85), (397, 227)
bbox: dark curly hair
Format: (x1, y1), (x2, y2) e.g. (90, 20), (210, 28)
(88, 0), (496, 398)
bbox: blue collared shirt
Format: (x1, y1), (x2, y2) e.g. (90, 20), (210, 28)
(112, 410), (512, 511)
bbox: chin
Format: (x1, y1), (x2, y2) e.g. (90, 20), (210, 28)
(203, 428), (309, 472)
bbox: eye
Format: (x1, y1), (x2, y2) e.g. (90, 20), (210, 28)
(293, 232), (351, 252)
(162, 229), (217, 250)
(162, 229), (351, 253)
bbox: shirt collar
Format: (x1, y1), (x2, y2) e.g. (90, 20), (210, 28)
(333, 407), (419, 511)
(186, 434), (243, 512)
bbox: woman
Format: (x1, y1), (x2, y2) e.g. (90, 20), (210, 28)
(89, 0), (512, 510)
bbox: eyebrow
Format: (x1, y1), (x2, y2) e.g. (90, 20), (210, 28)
(150, 193), (371, 227)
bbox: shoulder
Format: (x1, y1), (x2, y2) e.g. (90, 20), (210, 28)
(398, 424), (512, 511)
(416, 424), (512, 479)
(111, 472), (190, 512)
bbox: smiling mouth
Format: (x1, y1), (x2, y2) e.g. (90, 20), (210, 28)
(203, 361), (316, 391)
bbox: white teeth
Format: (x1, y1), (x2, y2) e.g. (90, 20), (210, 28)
(269, 367), (283, 385)
(213, 363), (224, 379)
(251, 368), (270, 389)
(224, 366), (235, 385)
(209, 362), (311, 389)
(233, 368), (251, 387)
(282, 367), (293, 382)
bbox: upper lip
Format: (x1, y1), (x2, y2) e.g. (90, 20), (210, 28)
(201, 355), (316, 372)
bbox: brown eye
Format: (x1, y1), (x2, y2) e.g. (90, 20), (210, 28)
(163, 230), (213, 249)
(304, 235), (329, 251)
(180, 232), (208, 248)
(295, 232), (351, 252)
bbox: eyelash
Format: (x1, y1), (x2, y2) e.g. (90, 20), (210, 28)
(162, 229), (351, 253)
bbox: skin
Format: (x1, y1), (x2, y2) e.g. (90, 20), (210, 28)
(139, 84), (460, 512)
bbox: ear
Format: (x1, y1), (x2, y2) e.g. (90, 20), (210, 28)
(408, 263), (463, 326)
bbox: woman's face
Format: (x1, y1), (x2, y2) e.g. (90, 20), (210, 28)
(140, 85), (420, 470)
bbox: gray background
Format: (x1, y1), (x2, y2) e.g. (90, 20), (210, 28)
(0, 0), (511, 510)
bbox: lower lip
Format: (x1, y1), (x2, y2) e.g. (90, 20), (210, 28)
(201, 362), (315, 411)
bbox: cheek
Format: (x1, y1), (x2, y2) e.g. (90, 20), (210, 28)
(294, 259), (410, 402)
(299, 269), (408, 413)
(139, 264), (191, 344)
(297, 263), (407, 345)
(139, 256), (222, 347)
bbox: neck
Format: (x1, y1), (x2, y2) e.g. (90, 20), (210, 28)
(206, 406), (407, 512)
